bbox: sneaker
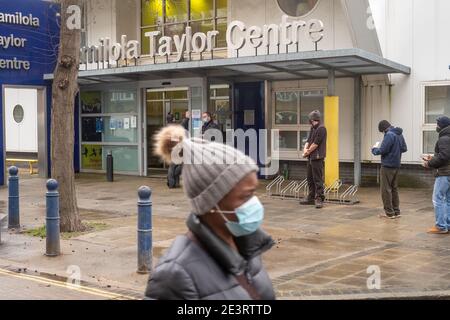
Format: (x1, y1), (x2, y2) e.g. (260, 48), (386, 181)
(427, 226), (449, 234)
(315, 200), (324, 209)
(394, 213), (402, 219)
(379, 213), (396, 219)
(300, 199), (315, 205)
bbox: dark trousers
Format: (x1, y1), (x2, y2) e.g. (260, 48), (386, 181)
(380, 166), (400, 215)
(307, 159), (325, 201)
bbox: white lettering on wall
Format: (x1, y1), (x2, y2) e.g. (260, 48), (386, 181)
(80, 15), (325, 68)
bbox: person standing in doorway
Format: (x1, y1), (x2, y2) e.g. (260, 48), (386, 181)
(166, 111), (174, 124)
(422, 116), (450, 234)
(202, 112), (221, 142)
(201, 112), (220, 134)
(372, 120), (408, 219)
(300, 110), (327, 209)
(181, 110), (190, 131)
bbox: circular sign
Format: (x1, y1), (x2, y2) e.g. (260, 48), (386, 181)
(277, 0), (319, 17)
(13, 105), (24, 124)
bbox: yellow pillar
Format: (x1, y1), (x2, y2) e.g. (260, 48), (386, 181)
(324, 96), (339, 187)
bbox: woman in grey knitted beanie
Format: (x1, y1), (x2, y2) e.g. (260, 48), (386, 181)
(145, 125), (276, 300)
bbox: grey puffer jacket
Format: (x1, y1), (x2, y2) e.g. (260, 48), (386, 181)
(429, 126), (450, 176)
(145, 214), (276, 300)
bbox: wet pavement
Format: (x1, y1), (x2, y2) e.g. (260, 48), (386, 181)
(0, 172), (449, 300)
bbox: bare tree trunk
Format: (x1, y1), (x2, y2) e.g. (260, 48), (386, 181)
(51, 0), (83, 232)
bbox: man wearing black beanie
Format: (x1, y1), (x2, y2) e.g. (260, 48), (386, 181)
(372, 120), (408, 219)
(423, 116), (450, 234)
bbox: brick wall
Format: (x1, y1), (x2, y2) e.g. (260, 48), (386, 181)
(275, 161), (436, 188)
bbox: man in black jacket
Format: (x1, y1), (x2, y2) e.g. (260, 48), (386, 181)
(423, 116), (450, 234)
(300, 110), (327, 209)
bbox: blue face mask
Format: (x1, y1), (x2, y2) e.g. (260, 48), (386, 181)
(218, 196), (264, 237)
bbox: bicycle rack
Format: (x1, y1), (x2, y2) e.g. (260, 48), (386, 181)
(266, 176), (359, 205)
(266, 175), (285, 197)
(324, 179), (342, 202)
(339, 185), (359, 204)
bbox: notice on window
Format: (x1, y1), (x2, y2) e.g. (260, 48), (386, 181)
(109, 118), (117, 130)
(81, 145), (102, 170)
(244, 110), (255, 126)
(131, 116), (137, 128)
(124, 117), (130, 130)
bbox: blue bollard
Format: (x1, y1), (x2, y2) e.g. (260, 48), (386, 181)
(137, 186), (152, 274)
(8, 166), (20, 230)
(45, 179), (60, 257)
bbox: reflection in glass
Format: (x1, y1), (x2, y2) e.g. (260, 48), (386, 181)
(164, 23), (186, 38)
(165, 0), (188, 23)
(277, 0), (318, 17)
(105, 90), (138, 113)
(216, 0), (228, 17)
(82, 117), (102, 142)
(191, 20), (214, 36)
(216, 18), (227, 48)
(425, 86), (450, 124)
(141, 0), (163, 26)
(275, 92), (298, 125)
(104, 116), (138, 143)
(103, 146), (139, 172)
(276, 131), (298, 150)
(190, 0), (214, 20)
(300, 90), (324, 124)
(423, 131), (439, 154)
(81, 91), (102, 114)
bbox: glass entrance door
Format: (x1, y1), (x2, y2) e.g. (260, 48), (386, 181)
(146, 88), (189, 171)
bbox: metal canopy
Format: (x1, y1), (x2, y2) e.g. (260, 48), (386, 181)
(43, 48), (411, 85)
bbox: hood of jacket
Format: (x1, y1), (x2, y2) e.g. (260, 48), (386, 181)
(389, 127), (403, 136)
(439, 125), (450, 138)
(186, 213), (274, 275)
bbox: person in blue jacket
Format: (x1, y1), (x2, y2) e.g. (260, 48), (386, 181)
(372, 120), (408, 219)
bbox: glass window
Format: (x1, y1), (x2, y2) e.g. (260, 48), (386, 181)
(425, 86), (450, 124)
(190, 0), (214, 20)
(146, 101), (164, 126)
(81, 91), (102, 114)
(141, 0), (163, 26)
(299, 131), (309, 148)
(191, 20), (214, 35)
(13, 105), (24, 123)
(275, 92), (298, 125)
(165, 0), (188, 23)
(216, 18), (227, 48)
(103, 146), (139, 172)
(275, 131), (298, 150)
(81, 144), (103, 170)
(147, 90), (163, 100)
(81, 117), (102, 142)
(104, 90), (138, 114)
(141, 0), (228, 54)
(216, 0), (227, 17)
(164, 23), (187, 39)
(80, 88), (140, 173)
(423, 131), (439, 154)
(277, 0), (319, 17)
(165, 90), (188, 100)
(273, 89), (324, 157)
(300, 90), (324, 124)
(104, 116), (138, 143)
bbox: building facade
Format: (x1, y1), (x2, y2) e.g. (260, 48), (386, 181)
(11, 0), (447, 187)
(0, 0), (59, 185)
